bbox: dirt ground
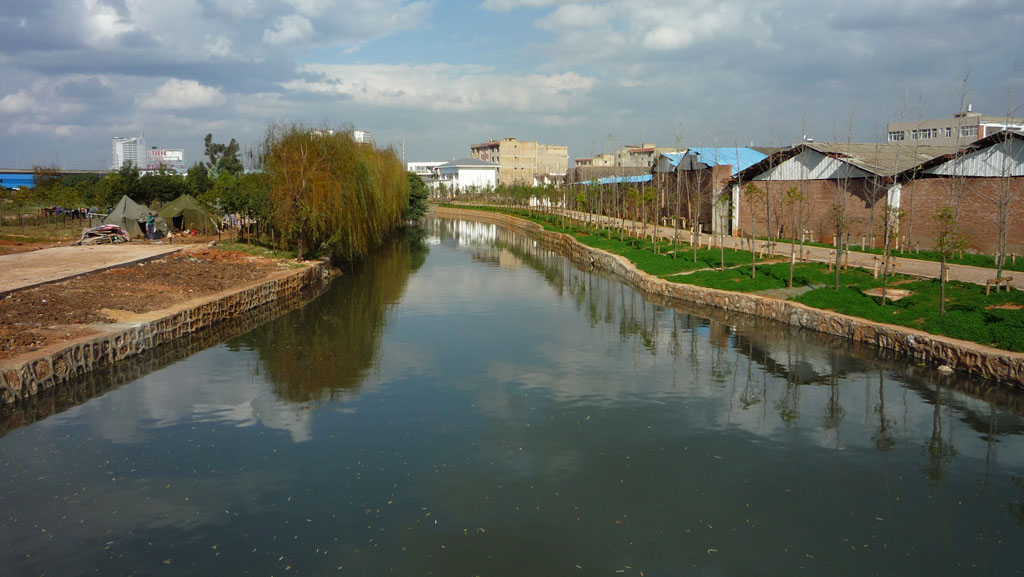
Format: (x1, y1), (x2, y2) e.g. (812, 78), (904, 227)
(0, 245), (287, 361)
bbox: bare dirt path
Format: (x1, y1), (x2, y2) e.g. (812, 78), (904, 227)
(0, 244), (292, 361)
(0, 243), (185, 296)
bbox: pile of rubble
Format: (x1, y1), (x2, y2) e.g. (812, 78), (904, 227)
(73, 225), (131, 245)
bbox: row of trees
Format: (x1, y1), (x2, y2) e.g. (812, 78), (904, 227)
(6, 129), (423, 265)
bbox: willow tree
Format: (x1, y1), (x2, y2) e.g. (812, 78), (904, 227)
(262, 124), (408, 261)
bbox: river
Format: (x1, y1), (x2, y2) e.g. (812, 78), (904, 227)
(1, 217), (1022, 576)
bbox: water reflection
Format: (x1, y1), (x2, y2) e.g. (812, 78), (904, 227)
(238, 231), (428, 403)
(0, 279), (331, 438)
(2, 218), (1024, 576)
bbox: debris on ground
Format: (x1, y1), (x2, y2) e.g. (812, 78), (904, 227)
(73, 224), (131, 245)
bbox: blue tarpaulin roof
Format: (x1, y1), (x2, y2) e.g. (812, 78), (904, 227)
(685, 148), (767, 175)
(0, 173), (34, 188)
(586, 174), (653, 186)
(661, 148), (767, 175)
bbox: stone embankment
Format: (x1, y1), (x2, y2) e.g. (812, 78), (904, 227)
(437, 206), (1024, 390)
(0, 262), (332, 406)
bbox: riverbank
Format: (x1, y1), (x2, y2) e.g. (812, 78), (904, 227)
(0, 247), (332, 406)
(436, 206), (1024, 389)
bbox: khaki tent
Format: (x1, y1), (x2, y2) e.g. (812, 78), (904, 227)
(102, 195), (167, 239)
(158, 194), (220, 234)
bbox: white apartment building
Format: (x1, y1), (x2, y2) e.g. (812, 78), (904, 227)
(432, 158), (498, 193)
(353, 130), (374, 146)
(407, 161), (445, 179)
(887, 108), (1024, 147)
(112, 136), (145, 170)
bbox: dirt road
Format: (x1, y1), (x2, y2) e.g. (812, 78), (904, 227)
(0, 244), (292, 361)
(0, 244), (185, 296)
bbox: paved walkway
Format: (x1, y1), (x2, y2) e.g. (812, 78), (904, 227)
(552, 209), (1023, 290)
(0, 243), (183, 296)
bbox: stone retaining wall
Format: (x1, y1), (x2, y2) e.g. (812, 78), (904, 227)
(437, 207), (1024, 390)
(0, 262), (332, 406)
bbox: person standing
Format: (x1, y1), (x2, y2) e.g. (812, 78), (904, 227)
(146, 213), (155, 240)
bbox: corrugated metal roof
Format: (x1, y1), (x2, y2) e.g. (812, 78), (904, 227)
(918, 130), (1024, 177)
(805, 143), (955, 176)
(734, 142), (957, 183)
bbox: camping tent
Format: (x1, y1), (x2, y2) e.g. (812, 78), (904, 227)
(158, 194), (220, 234)
(102, 195), (168, 239)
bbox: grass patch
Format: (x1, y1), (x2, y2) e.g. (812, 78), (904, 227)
(794, 279), (1024, 351)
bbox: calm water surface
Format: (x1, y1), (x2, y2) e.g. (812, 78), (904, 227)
(2, 218), (1023, 576)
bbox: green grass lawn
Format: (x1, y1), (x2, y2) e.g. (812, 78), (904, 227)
(444, 205), (1024, 353)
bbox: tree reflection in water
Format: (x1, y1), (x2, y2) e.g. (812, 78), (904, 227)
(241, 230), (428, 403)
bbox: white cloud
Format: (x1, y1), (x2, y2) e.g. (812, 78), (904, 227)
(482, 0), (562, 11)
(262, 14), (315, 45)
(284, 0), (335, 17)
(0, 91), (35, 115)
(539, 3), (614, 29)
(204, 35), (236, 59)
(535, 0), (747, 57)
(138, 79), (226, 110)
(284, 64), (597, 113)
(82, 0), (134, 48)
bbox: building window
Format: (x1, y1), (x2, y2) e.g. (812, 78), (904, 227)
(960, 125), (975, 137)
(888, 131), (905, 142)
(945, 127), (952, 138)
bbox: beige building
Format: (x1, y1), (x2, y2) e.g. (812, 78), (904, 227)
(470, 138), (568, 186)
(887, 108), (1024, 147)
(575, 154), (615, 167)
(615, 143), (686, 168)
(577, 144), (686, 169)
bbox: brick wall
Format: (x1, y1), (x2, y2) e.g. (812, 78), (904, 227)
(734, 175), (1024, 253)
(737, 178), (887, 244)
(656, 165), (733, 230)
(901, 176), (1024, 254)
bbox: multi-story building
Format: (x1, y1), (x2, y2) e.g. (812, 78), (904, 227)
(111, 136), (145, 170)
(576, 145), (686, 169)
(614, 144), (686, 168)
(407, 161), (446, 178)
(432, 158), (499, 193)
(145, 148), (186, 173)
(574, 154), (615, 167)
(470, 137), (568, 186)
(353, 130), (374, 146)
(886, 107), (1024, 147)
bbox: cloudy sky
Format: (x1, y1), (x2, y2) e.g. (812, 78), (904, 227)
(0, 0), (1021, 170)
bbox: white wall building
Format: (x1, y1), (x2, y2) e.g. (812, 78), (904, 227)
(433, 158), (498, 193)
(407, 161), (445, 178)
(112, 136), (145, 170)
(353, 130), (374, 146)
(146, 148), (186, 173)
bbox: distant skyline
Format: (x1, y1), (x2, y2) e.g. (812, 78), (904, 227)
(1, 0), (1021, 169)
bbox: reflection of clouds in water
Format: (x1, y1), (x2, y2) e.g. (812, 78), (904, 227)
(398, 252), (547, 316)
(53, 345), (313, 444)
